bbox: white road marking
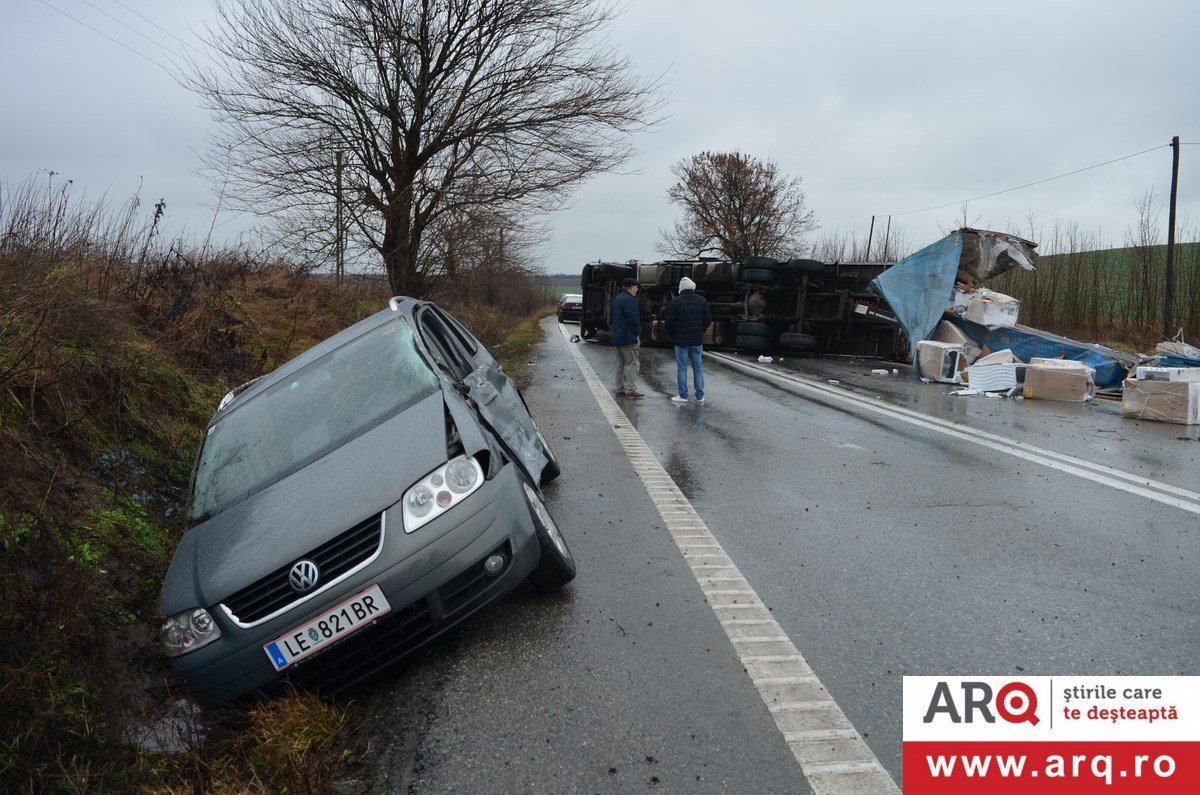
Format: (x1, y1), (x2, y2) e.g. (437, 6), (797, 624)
(710, 352), (1200, 517)
(557, 325), (899, 794)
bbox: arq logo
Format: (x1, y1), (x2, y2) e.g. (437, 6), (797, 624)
(922, 680), (1039, 725)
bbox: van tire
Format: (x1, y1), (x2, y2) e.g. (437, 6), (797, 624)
(537, 430), (561, 485)
(523, 479), (575, 593)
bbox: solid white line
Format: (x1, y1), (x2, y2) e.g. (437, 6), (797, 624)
(709, 352), (1200, 517)
(557, 326), (898, 794)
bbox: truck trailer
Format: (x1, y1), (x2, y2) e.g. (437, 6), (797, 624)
(579, 256), (901, 358)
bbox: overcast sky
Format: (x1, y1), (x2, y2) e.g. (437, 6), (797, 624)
(5, 0), (1198, 272)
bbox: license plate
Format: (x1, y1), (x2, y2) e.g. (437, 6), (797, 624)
(263, 584), (391, 671)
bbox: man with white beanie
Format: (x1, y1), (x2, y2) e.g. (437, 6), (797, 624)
(664, 276), (712, 403)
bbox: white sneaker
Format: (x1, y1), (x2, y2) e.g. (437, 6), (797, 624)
(695, 397), (705, 403)
(670, 395), (688, 404)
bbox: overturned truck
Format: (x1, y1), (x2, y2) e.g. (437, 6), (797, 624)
(580, 256), (901, 357)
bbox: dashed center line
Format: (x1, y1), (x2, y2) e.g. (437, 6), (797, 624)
(557, 325), (899, 794)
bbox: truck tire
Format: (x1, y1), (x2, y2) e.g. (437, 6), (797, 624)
(785, 258), (828, 274)
(743, 255), (781, 269)
(596, 329), (613, 345)
(740, 267), (778, 285)
(736, 321), (773, 337)
(780, 332), (818, 350)
(734, 334), (771, 352)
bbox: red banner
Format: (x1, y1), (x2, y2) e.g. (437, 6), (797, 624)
(904, 741), (1200, 794)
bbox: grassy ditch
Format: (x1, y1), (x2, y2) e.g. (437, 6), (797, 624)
(0, 182), (548, 792)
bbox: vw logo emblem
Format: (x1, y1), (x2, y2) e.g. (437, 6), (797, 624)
(289, 560), (320, 592)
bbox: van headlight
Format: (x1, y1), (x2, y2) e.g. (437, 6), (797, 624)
(161, 608), (221, 657)
(402, 456), (484, 533)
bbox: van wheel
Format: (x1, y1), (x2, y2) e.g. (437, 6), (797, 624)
(523, 479), (575, 593)
(537, 430), (561, 485)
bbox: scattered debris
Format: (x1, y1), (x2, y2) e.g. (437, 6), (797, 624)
(757, 355), (772, 363)
(871, 368), (889, 375)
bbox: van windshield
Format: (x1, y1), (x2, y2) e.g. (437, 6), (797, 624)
(189, 319), (439, 523)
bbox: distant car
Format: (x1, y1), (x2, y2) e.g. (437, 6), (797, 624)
(557, 293), (583, 323)
(161, 297), (574, 706)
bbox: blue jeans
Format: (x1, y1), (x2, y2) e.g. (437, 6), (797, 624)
(674, 345), (704, 399)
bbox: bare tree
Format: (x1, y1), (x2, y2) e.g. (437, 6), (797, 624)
(657, 151), (817, 261)
(189, 0), (660, 296)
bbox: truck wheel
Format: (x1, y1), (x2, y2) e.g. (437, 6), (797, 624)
(596, 329), (613, 345)
(780, 332), (818, 350)
(735, 334), (771, 352)
(785, 258), (828, 274)
(740, 267), (779, 285)
(523, 479), (575, 593)
(743, 255), (781, 269)
(736, 321), (773, 337)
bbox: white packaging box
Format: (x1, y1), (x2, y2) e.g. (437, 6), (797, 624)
(966, 363), (1020, 392)
(1134, 366), (1200, 382)
(916, 340), (966, 383)
(962, 289), (1019, 329)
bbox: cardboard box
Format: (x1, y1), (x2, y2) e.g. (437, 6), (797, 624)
(916, 340), (966, 383)
(1134, 366), (1200, 382)
(966, 363), (1021, 392)
(1122, 378), (1200, 425)
(946, 285), (973, 315)
(931, 320), (981, 364)
(975, 348), (1019, 366)
(1023, 360), (1096, 402)
(962, 289), (1020, 329)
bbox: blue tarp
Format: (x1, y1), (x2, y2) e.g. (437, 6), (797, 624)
(1155, 353), (1200, 369)
(869, 232), (963, 373)
(946, 317), (1140, 389)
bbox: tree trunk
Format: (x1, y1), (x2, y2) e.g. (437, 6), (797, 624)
(382, 209), (425, 298)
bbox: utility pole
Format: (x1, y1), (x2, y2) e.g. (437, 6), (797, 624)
(882, 215), (892, 262)
(1164, 136), (1180, 339)
(335, 151), (344, 285)
(865, 215), (876, 261)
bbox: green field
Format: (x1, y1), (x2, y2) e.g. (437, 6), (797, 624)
(534, 273), (582, 302)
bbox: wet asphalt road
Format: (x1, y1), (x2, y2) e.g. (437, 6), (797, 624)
(345, 318), (1200, 792)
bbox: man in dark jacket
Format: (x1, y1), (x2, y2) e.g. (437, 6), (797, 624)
(611, 277), (644, 398)
(664, 276), (712, 403)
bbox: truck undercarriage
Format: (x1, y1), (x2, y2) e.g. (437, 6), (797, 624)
(579, 256), (901, 358)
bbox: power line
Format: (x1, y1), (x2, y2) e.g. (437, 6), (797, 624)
(74, 0), (177, 57)
(36, 0), (170, 71)
(885, 143), (1170, 217)
(110, 0), (205, 54)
